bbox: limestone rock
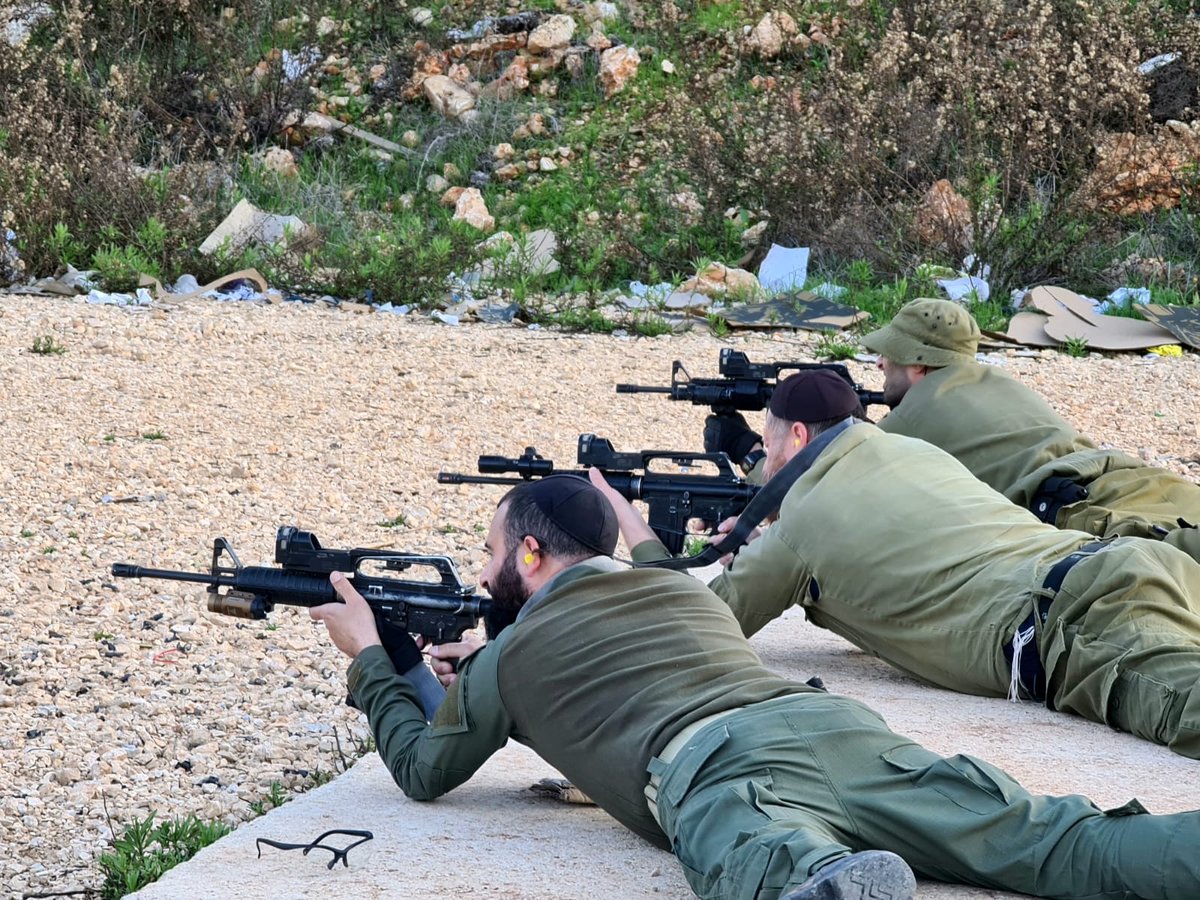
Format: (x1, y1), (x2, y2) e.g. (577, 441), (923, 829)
(527, 14), (576, 54)
(453, 188), (495, 232)
(680, 262), (761, 299)
(1081, 123), (1200, 216)
(746, 14), (783, 59)
(422, 74), (477, 119)
(599, 45), (641, 98)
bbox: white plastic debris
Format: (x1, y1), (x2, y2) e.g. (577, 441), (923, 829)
(811, 282), (847, 300)
(757, 245), (810, 294)
(1096, 286), (1152, 313)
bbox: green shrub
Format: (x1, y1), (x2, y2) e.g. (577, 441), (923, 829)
(99, 813), (231, 899)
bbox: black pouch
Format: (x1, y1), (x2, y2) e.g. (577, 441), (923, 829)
(1030, 476), (1090, 524)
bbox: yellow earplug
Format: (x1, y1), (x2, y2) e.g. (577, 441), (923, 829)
(793, 440), (802, 448)
(524, 553), (535, 564)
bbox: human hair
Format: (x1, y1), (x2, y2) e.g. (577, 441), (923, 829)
(497, 484), (595, 564)
(767, 410), (862, 441)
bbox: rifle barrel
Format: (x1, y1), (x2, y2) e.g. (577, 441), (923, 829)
(111, 564), (222, 586)
(615, 384), (672, 394)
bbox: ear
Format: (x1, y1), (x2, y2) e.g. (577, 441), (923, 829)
(790, 421), (809, 450)
(521, 535), (542, 571)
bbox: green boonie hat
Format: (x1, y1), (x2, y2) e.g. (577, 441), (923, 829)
(861, 298), (981, 367)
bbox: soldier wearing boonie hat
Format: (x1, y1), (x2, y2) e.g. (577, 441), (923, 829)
(314, 462), (1200, 900)
(861, 298), (1200, 564)
(616, 366), (1200, 764)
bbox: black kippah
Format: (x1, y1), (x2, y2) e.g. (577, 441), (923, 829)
(525, 475), (619, 556)
(768, 369), (860, 423)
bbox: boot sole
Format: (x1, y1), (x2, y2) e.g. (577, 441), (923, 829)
(781, 850), (917, 900)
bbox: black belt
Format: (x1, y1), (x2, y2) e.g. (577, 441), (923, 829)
(1004, 541), (1110, 701)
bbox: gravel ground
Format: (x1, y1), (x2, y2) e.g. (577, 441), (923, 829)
(1, 293), (1198, 898)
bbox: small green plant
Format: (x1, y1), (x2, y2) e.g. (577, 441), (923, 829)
(249, 781), (288, 816)
(47, 222), (86, 265)
(706, 313), (730, 337)
(104, 434), (116, 442)
(98, 812), (231, 899)
(42, 546), (56, 555)
(813, 333), (859, 361)
(264, 622), (279, 632)
(30, 335), (67, 355)
(379, 514), (407, 528)
(20, 529), (33, 538)
(142, 431), (166, 440)
(683, 535), (709, 557)
(631, 314), (673, 337)
(1061, 335), (1090, 358)
(94, 630), (116, 641)
(68, 530), (79, 539)
(309, 767), (335, 787)
(437, 524), (461, 534)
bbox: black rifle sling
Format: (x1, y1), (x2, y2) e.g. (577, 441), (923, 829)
(634, 419), (856, 571)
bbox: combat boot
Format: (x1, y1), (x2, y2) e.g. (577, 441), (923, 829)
(781, 850), (916, 900)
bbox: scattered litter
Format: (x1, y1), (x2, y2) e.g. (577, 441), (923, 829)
(662, 290), (711, 310)
(101, 493), (166, 504)
(1138, 53), (1180, 75)
(3, 2), (51, 48)
(281, 47), (320, 82)
(1095, 286), (1152, 313)
(1005, 286), (1175, 351)
(140, 268), (275, 304)
(756, 244), (809, 294)
(811, 282), (847, 300)
(1147, 344), (1183, 357)
(718, 293), (870, 331)
(1138, 303), (1200, 349)
(23, 265), (98, 296)
(85, 288), (154, 307)
(431, 310), (460, 325)
(374, 302), (412, 316)
(1, 228), (23, 284)
(628, 280), (673, 300)
(198, 199), (312, 257)
(937, 256), (991, 303)
(475, 302), (519, 323)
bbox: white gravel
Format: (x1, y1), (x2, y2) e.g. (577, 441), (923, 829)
(1, 293), (1197, 897)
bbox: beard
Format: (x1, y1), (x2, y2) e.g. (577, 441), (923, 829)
(483, 548), (532, 640)
(882, 369), (912, 408)
(489, 547), (532, 612)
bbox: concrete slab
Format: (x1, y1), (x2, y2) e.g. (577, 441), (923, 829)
(134, 604), (1200, 900)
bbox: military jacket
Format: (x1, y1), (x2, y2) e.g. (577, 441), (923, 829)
(636, 425), (1095, 696)
(875, 363), (1142, 507)
(348, 561), (814, 848)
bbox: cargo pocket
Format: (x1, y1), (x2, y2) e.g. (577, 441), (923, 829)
(881, 744), (1016, 815)
(648, 723), (733, 846)
(1106, 667), (1183, 746)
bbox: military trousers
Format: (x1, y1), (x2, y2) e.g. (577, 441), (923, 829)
(650, 694), (1200, 900)
(1056, 467), (1200, 564)
(1041, 538), (1200, 758)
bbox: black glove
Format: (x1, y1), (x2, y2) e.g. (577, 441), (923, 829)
(347, 617), (423, 711)
(703, 411), (762, 465)
(377, 617), (424, 674)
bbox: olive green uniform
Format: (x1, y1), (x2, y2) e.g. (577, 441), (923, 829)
(876, 362), (1200, 561)
(643, 423), (1200, 757)
(348, 558), (1200, 899)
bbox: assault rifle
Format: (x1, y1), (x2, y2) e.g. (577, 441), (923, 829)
(437, 433), (759, 555)
(615, 348), (885, 413)
(111, 525), (491, 652)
